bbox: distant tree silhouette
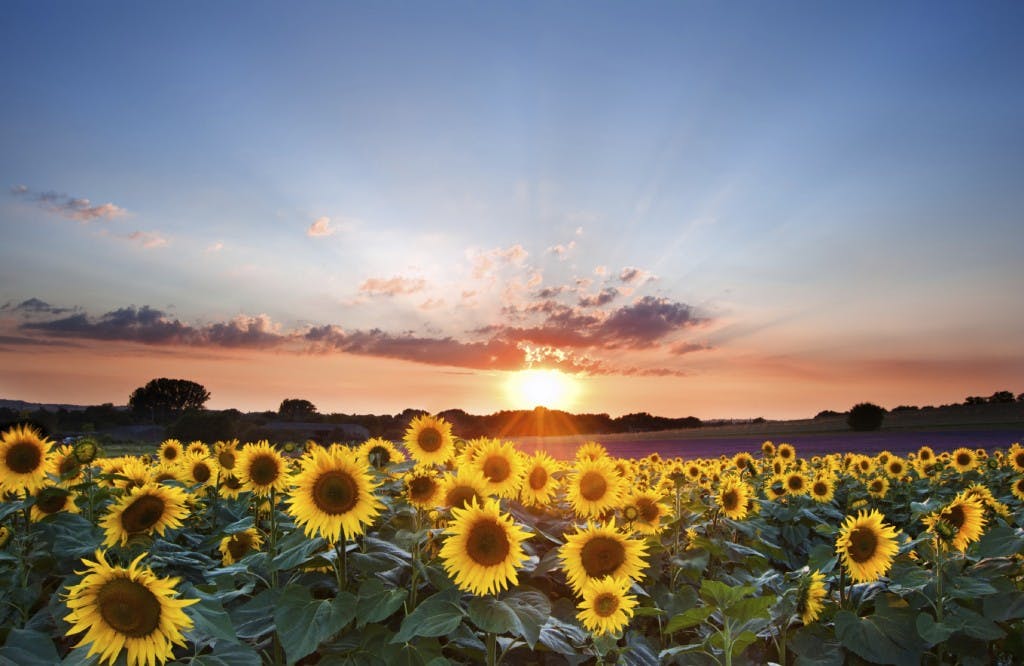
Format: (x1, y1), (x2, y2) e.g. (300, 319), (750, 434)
(847, 402), (886, 431)
(278, 398), (318, 421)
(129, 378), (210, 423)
(989, 390), (1015, 404)
(814, 409), (841, 419)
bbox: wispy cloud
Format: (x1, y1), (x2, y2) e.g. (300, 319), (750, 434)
(0, 298), (74, 315)
(547, 240), (576, 260)
(578, 287), (620, 308)
(307, 216), (335, 237)
(11, 184), (127, 222)
(359, 276), (427, 297)
(125, 231), (168, 249)
(468, 244), (529, 279)
(670, 341), (713, 355)
(619, 266), (656, 285)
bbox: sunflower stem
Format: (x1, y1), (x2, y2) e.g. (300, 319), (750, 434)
(486, 630), (497, 666)
(934, 536), (945, 665)
(838, 566), (846, 609)
(267, 488), (279, 589)
(335, 534), (348, 591)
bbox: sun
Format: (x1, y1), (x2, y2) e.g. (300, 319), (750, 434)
(506, 369), (579, 409)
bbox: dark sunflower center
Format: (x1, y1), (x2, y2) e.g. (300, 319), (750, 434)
(227, 532), (254, 560)
(580, 536), (626, 578)
(921, 450), (933, 461)
(870, 481), (883, 493)
(312, 470), (359, 515)
(446, 485), (480, 511)
(36, 488), (69, 514)
(593, 592), (619, 617)
(154, 472), (177, 483)
(121, 495), (167, 534)
(417, 428), (443, 452)
(636, 498), (659, 522)
(408, 476), (434, 501)
(722, 489), (739, 511)
(97, 578), (161, 638)
(482, 455), (511, 483)
(59, 455), (79, 477)
(1014, 452), (1024, 468)
(579, 471), (608, 501)
(248, 455), (280, 486)
(787, 476), (804, 492)
(736, 457), (749, 470)
(529, 466), (548, 490)
(813, 482), (828, 496)
(218, 451), (236, 469)
(162, 447), (178, 461)
(956, 453), (971, 466)
(466, 518), (510, 566)
(687, 466), (700, 478)
(781, 449), (792, 459)
(1016, 479), (1024, 493)
(5, 441), (42, 474)
(193, 463), (212, 483)
(368, 446), (391, 468)
(848, 526), (878, 563)
(223, 475), (242, 490)
(890, 463), (903, 475)
(945, 505), (965, 530)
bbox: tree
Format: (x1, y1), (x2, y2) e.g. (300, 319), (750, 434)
(988, 390), (1015, 404)
(847, 402), (886, 431)
(129, 378), (210, 423)
(278, 398), (318, 421)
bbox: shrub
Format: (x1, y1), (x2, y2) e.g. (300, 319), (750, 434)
(847, 402), (886, 431)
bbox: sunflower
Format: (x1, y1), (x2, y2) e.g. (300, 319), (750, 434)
(784, 472), (808, 496)
(286, 445), (384, 541)
(951, 447), (977, 473)
(438, 497), (530, 596)
(867, 476), (889, 499)
(181, 452), (218, 488)
(404, 466), (442, 509)
(923, 492), (986, 552)
(917, 446), (935, 464)
(403, 415), (455, 466)
(717, 477), (751, 520)
(855, 456), (875, 476)
(1011, 477), (1024, 502)
(236, 441), (290, 496)
(576, 441), (608, 461)
(576, 576), (637, 637)
(559, 521), (648, 594)
(732, 452), (755, 475)
(810, 476), (835, 503)
(0, 424), (54, 493)
(151, 463), (186, 486)
(777, 443), (796, 462)
(885, 457), (907, 478)
(74, 438), (100, 464)
(63, 550), (197, 666)
(218, 528), (264, 565)
(0, 525), (10, 548)
(520, 452), (560, 507)
(217, 473), (245, 499)
(472, 439), (525, 498)
(627, 489), (672, 535)
(567, 457), (625, 519)
(110, 457), (153, 492)
(157, 440), (184, 466)
(761, 441), (775, 457)
(214, 440), (239, 472)
(31, 485), (80, 521)
(797, 571), (827, 624)
(53, 444), (83, 485)
(439, 468), (490, 511)
(835, 509), (900, 583)
(357, 437), (407, 469)
(100, 483), (191, 547)
(1008, 445), (1024, 474)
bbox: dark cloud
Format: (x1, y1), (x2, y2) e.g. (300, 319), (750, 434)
(11, 185), (126, 221)
(0, 298), (73, 315)
(619, 266), (655, 284)
(578, 287), (619, 308)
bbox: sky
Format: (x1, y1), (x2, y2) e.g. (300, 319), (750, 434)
(2, 2), (1023, 419)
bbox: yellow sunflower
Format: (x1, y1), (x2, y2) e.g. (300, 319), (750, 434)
(63, 550), (197, 666)
(567, 457), (625, 519)
(100, 483), (191, 547)
(784, 472), (808, 496)
(438, 497), (530, 595)
(357, 437), (407, 469)
(576, 576), (637, 637)
(731, 452), (756, 475)
(576, 441), (608, 461)
(181, 452), (218, 488)
(917, 446), (935, 464)
(214, 440), (239, 472)
(885, 457), (907, 478)
(31, 485), (80, 521)
(112, 457), (153, 492)
(923, 492), (986, 552)
(866, 476), (889, 499)
(559, 521), (648, 595)
(1011, 477), (1024, 502)
(286, 445), (384, 541)
(217, 473), (245, 499)
(156, 439), (184, 465)
(627, 489), (672, 535)
(761, 441), (776, 457)
(236, 441), (290, 496)
(403, 415), (455, 466)
(53, 444), (83, 485)
(810, 476), (835, 503)
(797, 570), (827, 624)
(1007, 445), (1024, 474)
(472, 439), (525, 498)
(218, 528), (264, 565)
(439, 468), (490, 511)
(836, 509), (900, 583)
(402, 465), (441, 509)
(951, 447), (977, 473)
(520, 451), (560, 507)
(151, 463), (186, 486)
(717, 477), (751, 520)
(777, 443), (796, 462)
(0, 424), (54, 493)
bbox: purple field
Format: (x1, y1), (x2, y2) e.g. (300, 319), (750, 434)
(518, 428), (1024, 460)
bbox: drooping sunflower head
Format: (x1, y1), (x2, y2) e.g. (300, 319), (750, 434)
(810, 476), (836, 503)
(576, 575), (638, 637)
(285, 445), (384, 541)
(567, 456), (625, 519)
(520, 451), (560, 507)
(0, 424), (54, 493)
(403, 415), (455, 466)
(717, 477), (751, 520)
(472, 439), (525, 498)
(439, 468), (490, 512)
(157, 439), (184, 465)
(951, 447), (977, 473)
(236, 441), (290, 496)
(576, 440), (608, 462)
(405, 466), (442, 509)
(796, 571), (827, 625)
(63, 550), (198, 666)
(438, 497), (530, 596)
(835, 509), (900, 583)
(218, 528), (264, 565)
(924, 492), (986, 552)
(100, 482), (191, 548)
(74, 438), (100, 464)
(559, 521), (648, 595)
(357, 437), (407, 469)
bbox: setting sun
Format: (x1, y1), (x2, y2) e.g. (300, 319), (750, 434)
(505, 369), (581, 410)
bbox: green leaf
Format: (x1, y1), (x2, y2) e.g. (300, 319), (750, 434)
(466, 590), (550, 649)
(0, 629), (60, 666)
(537, 616), (587, 655)
(185, 641), (262, 666)
(834, 604), (924, 666)
(947, 604), (1006, 641)
(391, 589), (464, 644)
(270, 530), (326, 571)
(699, 579), (753, 609)
(356, 579), (408, 627)
(665, 605), (714, 632)
(731, 629), (759, 657)
(973, 525), (1024, 558)
(726, 596), (773, 623)
(806, 543), (838, 574)
(982, 590), (1024, 622)
(230, 588), (281, 640)
(180, 583), (240, 644)
(887, 561), (931, 592)
(916, 613), (956, 647)
(945, 573), (998, 599)
(274, 585), (358, 665)
(789, 624), (844, 666)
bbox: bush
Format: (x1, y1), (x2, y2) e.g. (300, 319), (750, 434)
(847, 402), (886, 431)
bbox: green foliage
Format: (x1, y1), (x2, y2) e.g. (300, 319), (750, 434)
(129, 377), (211, 422)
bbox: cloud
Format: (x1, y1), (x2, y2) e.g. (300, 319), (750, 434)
(578, 288), (620, 308)
(307, 216), (335, 237)
(11, 185), (127, 221)
(125, 231), (168, 249)
(359, 276), (427, 297)
(0, 298), (73, 315)
(594, 265), (608, 276)
(619, 266), (656, 285)
(468, 244), (529, 279)
(419, 298), (445, 311)
(205, 242), (224, 253)
(671, 341), (713, 355)
(547, 240), (576, 260)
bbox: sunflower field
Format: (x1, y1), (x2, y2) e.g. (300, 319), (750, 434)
(1, 419), (1024, 666)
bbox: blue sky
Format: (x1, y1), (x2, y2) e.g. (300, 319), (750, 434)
(2, 2), (1022, 417)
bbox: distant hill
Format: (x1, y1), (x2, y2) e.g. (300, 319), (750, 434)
(0, 398), (100, 412)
